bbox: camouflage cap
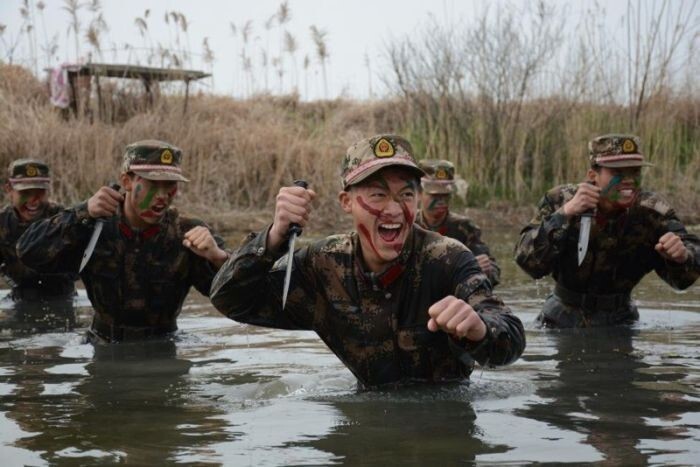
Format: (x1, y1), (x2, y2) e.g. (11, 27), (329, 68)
(7, 159), (51, 191)
(589, 134), (653, 168)
(419, 159), (455, 194)
(121, 140), (189, 182)
(340, 134), (424, 189)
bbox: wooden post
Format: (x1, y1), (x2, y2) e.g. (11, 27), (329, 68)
(184, 79), (191, 115)
(95, 72), (103, 121)
(68, 71), (78, 116)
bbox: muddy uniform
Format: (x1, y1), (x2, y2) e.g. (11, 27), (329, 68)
(416, 211), (501, 287)
(0, 203), (75, 300)
(17, 203), (225, 341)
(211, 225), (525, 389)
(515, 184), (700, 327)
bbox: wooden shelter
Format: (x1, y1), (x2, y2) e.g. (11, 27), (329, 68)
(52, 63), (210, 118)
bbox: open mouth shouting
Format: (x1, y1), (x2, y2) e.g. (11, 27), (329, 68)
(378, 222), (403, 243)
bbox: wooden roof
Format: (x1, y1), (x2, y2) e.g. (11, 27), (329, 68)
(63, 63), (211, 82)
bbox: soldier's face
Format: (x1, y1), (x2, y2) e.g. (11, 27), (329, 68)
(420, 192), (450, 220)
(340, 168), (418, 272)
(6, 186), (48, 223)
(127, 176), (178, 225)
(590, 166), (642, 211)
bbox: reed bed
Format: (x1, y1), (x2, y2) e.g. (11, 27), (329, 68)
(1, 63), (698, 235)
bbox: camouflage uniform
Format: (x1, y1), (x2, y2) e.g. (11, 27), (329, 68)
(515, 134), (700, 328)
(416, 159), (501, 286)
(0, 160), (76, 331)
(0, 203), (75, 298)
(211, 134), (525, 389)
(17, 141), (226, 342)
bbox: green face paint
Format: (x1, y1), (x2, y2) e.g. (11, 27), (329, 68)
(601, 175), (622, 197)
(138, 186), (157, 210)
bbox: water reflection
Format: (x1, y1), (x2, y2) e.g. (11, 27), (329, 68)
(0, 225), (697, 465)
(518, 325), (700, 465)
(0, 336), (234, 465)
(307, 390), (506, 465)
(0, 295), (76, 334)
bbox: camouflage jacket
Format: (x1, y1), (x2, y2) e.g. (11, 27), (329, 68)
(0, 203), (76, 298)
(515, 185), (700, 296)
(416, 211), (501, 286)
(211, 225), (525, 389)
(17, 202), (225, 334)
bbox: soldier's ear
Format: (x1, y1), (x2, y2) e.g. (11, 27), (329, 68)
(338, 190), (353, 214)
(586, 168), (598, 183)
(119, 172), (133, 191)
(3, 182), (11, 194)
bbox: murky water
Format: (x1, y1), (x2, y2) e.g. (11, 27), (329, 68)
(0, 228), (698, 466)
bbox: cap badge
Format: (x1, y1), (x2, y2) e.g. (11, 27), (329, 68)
(374, 138), (395, 158)
(161, 149), (173, 164)
(26, 165), (38, 177)
(435, 168), (448, 180)
(622, 139), (636, 153)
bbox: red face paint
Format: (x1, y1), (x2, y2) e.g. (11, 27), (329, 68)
(358, 223), (383, 260)
(140, 210), (158, 219)
(399, 200), (414, 226)
(357, 196), (383, 217)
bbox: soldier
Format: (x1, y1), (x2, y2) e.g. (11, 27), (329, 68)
(515, 134), (699, 328)
(0, 159), (77, 331)
(17, 140), (229, 342)
(416, 159), (501, 287)
(210, 134), (525, 389)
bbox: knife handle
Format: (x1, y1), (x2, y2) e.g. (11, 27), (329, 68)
(581, 180), (597, 218)
(288, 180), (308, 237)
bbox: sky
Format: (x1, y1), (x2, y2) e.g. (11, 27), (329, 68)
(1, 0), (459, 99)
(0, 0), (693, 100)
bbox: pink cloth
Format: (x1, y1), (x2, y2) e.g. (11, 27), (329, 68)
(49, 65), (71, 108)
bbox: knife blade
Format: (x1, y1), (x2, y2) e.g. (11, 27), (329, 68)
(577, 210), (593, 266)
(79, 183), (120, 273)
(282, 180), (308, 309)
(577, 180), (598, 267)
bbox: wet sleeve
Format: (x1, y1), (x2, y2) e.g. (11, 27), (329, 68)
(209, 225), (316, 330)
(451, 250), (526, 367)
(653, 214), (700, 290)
(514, 193), (570, 279)
(16, 202), (94, 274)
(187, 224), (230, 297)
(461, 221), (501, 287)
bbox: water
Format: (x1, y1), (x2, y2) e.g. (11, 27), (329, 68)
(0, 229), (698, 466)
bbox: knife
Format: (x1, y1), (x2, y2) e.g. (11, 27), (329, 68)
(577, 181), (597, 266)
(79, 183), (120, 273)
(577, 210), (594, 266)
(282, 180), (308, 309)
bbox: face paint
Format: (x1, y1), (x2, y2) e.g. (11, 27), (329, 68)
(358, 223), (383, 260)
(351, 170), (418, 271)
(399, 198), (415, 226)
(11, 188), (48, 223)
(138, 186), (158, 210)
(125, 177), (178, 227)
(601, 175), (622, 197)
(356, 195), (383, 217)
(599, 170), (640, 211)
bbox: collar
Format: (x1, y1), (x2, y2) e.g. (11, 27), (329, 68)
(418, 210), (449, 235)
(354, 228), (414, 290)
(118, 221), (161, 241)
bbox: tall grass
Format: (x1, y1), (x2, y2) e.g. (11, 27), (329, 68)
(384, 1), (700, 217)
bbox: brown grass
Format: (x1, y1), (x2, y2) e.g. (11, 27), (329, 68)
(0, 63), (698, 243)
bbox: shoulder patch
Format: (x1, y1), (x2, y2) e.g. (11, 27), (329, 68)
(424, 232), (469, 259)
(638, 191), (673, 216)
(318, 233), (353, 255)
